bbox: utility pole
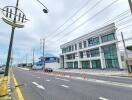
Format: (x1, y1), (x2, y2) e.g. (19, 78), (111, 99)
(121, 32), (131, 73)
(4, 0), (19, 76)
(42, 38), (45, 70)
(40, 38), (45, 70)
(128, 0), (132, 14)
(25, 54), (27, 67)
(32, 48), (35, 67)
(10, 51), (13, 67)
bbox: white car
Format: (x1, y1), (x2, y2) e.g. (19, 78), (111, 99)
(0, 67), (5, 74)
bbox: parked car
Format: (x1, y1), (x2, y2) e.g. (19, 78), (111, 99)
(44, 68), (53, 72)
(0, 67), (5, 74)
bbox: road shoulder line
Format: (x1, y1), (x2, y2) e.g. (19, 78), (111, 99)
(12, 70), (24, 100)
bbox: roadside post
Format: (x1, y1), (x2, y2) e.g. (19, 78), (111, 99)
(0, 0), (28, 97)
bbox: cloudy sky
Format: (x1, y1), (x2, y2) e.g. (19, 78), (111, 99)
(0, 0), (132, 64)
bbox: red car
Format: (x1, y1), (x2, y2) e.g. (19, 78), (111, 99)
(44, 68), (53, 72)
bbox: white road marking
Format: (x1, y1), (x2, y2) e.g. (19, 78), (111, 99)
(37, 77), (40, 78)
(42, 72), (132, 88)
(32, 82), (45, 90)
(75, 77), (84, 80)
(55, 77), (70, 81)
(60, 78), (70, 81)
(37, 85), (45, 90)
(65, 75), (70, 78)
(61, 85), (69, 88)
(55, 77), (60, 79)
(46, 79), (50, 82)
(87, 79), (132, 88)
(32, 82), (39, 86)
(99, 97), (109, 100)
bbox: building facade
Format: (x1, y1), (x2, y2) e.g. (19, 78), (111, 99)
(32, 56), (59, 70)
(60, 23), (123, 69)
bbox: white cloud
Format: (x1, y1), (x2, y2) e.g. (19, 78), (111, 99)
(0, 0), (132, 64)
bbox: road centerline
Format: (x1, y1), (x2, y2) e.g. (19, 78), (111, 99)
(32, 82), (45, 90)
(61, 85), (69, 88)
(99, 97), (109, 100)
(46, 79), (50, 82)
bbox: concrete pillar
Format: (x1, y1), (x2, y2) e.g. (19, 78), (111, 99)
(116, 44), (123, 69)
(99, 47), (106, 69)
(60, 55), (64, 68)
(78, 61), (82, 69)
(73, 61), (75, 69)
(77, 43), (82, 69)
(90, 60), (92, 69)
(64, 55), (67, 68)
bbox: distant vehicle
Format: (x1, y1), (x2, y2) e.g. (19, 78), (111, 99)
(32, 63), (43, 70)
(44, 68), (53, 72)
(0, 67), (5, 74)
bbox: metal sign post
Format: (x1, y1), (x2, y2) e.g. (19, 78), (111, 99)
(1, 0), (28, 76)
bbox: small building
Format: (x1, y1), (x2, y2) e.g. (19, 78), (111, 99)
(120, 47), (132, 72)
(32, 54), (60, 70)
(60, 23), (123, 70)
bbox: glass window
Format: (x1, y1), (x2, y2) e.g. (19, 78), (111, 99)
(67, 54), (75, 60)
(82, 61), (90, 69)
(79, 42), (82, 49)
(62, 48), (67, 53)
(68, 46), (71, 52)
(83, 41), (87, 48)
(74, 62), (78, 69)
(103, 44), (119, 68)
(88, 38), (93, 47)
(92, 60), (101, 69)
(79, 51), (83, 58)
(67, 62), (73, 69)
(75, 44), (77, 50)
(101, 33), (115, 43)
(90, 48), (99, 57)
(72, 45), (74, 51)
(88, 37), (99, 47)
(86, 51), (90, 57)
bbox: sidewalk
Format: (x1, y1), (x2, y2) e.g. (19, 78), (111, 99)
(0, 75), (4, 85)
(55, 69), (131, 77)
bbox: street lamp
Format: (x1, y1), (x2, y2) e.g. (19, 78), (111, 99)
(36, 0), (49, 13)
(1, 0), (29, 76)
(0, 0), (48, 77)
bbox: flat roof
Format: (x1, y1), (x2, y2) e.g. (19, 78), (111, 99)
(60, 23), (116, 48)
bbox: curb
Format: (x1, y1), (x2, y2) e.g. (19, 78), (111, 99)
(0, 76), (11, 100)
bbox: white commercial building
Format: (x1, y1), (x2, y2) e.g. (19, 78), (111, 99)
(60, 23), (123, 70)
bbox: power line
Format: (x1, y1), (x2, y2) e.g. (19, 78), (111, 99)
(45, 0), (92, 38)
(103, 9), (130, 25)
(47, 22), (132, 50)
(117, 23), (132, 31)
(47, 0), (120, 44)
(46, 0), (104, 40)
(47, 14), (132, 50)
(54, 11), (132, 45)
(116, 18), (132, 26)
(114, 14), (131, 23)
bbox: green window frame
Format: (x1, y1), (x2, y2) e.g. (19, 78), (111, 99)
(79, 51), (83, 58)
(79, 42), (82, 49)
(82, 61), (90, 69)
(74, 62), (78, 69)
(67, 62), (73, 69)
(101, 33), (115, 43)
(90, 48), (100, 57)
(91, 60), (101, 69)
(103, 44), (119, 68)
(83, 41), (87, 48)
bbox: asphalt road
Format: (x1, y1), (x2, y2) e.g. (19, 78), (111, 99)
(12, 67), (132, 100)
